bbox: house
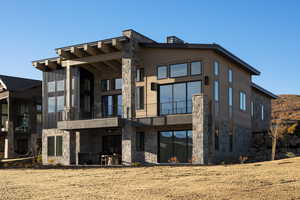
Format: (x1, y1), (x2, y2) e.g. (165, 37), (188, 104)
(32, 29), (277, 165)
(0, 75), (42, 159)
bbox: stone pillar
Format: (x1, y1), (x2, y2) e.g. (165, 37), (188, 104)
(63, 63), (73, 120)
(121, 35), (138, 165)
(75, 131), (80, 165)
(4, 121), (14, 158)
(192, 94), (210, 164)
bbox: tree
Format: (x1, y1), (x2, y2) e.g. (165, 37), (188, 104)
(268, 118), (287, 161)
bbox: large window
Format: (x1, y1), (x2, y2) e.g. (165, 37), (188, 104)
(48, 81), (55, 93)
(159, 81), (201, 115)
(159, 130), (192, 163)
(101, 80), (110, 91)
(47, 136), (63, 157)
(48, 97), (56, 113)
(102, 94), (122, 117)
(170, 63), (188, 77)
(240, 92), (246, 111)
(56, 96), (65, 112)
(56, 80), (65, 92)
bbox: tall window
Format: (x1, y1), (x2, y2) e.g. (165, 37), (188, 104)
(48, 81), (55, 93)
(159, 130), (192, 163)
(136, 68), (144, 82)
(136, 132), (145, 152)
(251, 101), (254, 117)
(136, 87), (144, 110)
(56, 96), (65, 112)
(101, 80), (110, 91)
(170, 63), (188, 78)
(0, 103), (8, 130)
(56, 80), (65, 91)
(47, 79), (65, 113)
(102, 94), (122, 117)
(214, 80), (219, 102)
(159, 81), (201, 115)
(261, 104), (264, 120)
(48, 97), (56, 113)
(214, 61), (220, 76)
(228, 87), (233, 106)
(214, 128), (219, 151)
(47, 136), (63, 157)
(228, 69), (233, 83)
(240, 92), (246, 111)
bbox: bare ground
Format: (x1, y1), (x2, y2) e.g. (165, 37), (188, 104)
(1, 158), (300, 200)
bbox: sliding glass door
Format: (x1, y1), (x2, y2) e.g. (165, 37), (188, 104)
(159, 130), (192, 163)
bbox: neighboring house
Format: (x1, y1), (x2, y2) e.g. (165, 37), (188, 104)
(32, 29), (277, 166)
(0, 75), (42, 159)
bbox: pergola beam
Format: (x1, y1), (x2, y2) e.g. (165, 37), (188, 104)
(61, 51), (122, 67)
(57, 49), (76, 59)
(70, 47), (89, 58)
(83, 44), (102, 56)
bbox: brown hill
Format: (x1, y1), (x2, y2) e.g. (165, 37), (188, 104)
(272, 94), (300, 121)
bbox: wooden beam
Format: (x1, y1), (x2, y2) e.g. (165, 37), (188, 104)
(83, 44), (102, 56)
(70, 47), (89, 58)
(97, 41), (115, 53)
(45, 60), (59, 69)
(61, 51), (122, 67)
(112, 38), (122, 50)
(57, 49), (76, 59)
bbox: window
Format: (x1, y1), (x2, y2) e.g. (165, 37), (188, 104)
(1, 103), (8, 129)
(57, 96), (65, 112)
(56, 80), (65, 92)
(228, 87), (233, 106)
(36, 105), (42, 112)
(228, 69), (233, 83)
(48, 136), (63, 157)
(159, 81), (201, 115)
(48, 97), (56, 113)
(251, 101), (254, 117)
(102, 94), (122, 117)
(261, 104), (264, 120)
(229, 132), (233, 152)
(214, 80), (219, 102)
(48, 81), (55, 93)
(159, 130), (192, 163)
(157, 66), (168, 79)
(214, 61), (220, 76)
(136, 68), (144, 82)
(136, 132), (145, 152)
(47, 136), (55, 156)
(191, 62), (202, 75)
(214, 128), (219, 151)
(56, 136), (63, 156)
(114, 78), (122, 90)
(136, 87), (144, 110)
(170, 63), (188, 77)
(240, 92), (246, 111)
(101, 80), (110, 91)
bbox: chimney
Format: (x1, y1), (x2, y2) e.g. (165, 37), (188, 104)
(166, 36), (184, 44)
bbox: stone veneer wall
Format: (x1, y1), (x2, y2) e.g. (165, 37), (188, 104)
(42, 129), (74, 165)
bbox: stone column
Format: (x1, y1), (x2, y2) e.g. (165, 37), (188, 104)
(192, 94), (210, 164)
(4, 96), (14, 159)
(75, 131), (80, 165)
(63, 63), (73, 120)
(121, 38), (138, 165)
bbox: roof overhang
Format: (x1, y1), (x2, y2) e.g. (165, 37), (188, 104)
(140, 43), (261, 76)
(251, 82), (278, 99)
(32, 36), (128, 72)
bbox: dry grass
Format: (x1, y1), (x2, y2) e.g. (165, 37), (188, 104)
(1, 158), (300, 200)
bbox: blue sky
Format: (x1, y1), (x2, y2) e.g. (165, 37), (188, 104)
(0, 0), (299, 94)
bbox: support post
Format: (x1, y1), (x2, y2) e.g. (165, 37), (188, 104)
(192, 94), (210, 164)
(64, 62), (73, 120)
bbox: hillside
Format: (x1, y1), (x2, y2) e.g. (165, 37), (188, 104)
(272, 94), (300, 121)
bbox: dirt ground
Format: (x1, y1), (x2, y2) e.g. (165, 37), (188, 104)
(0, 157), (300, 200)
